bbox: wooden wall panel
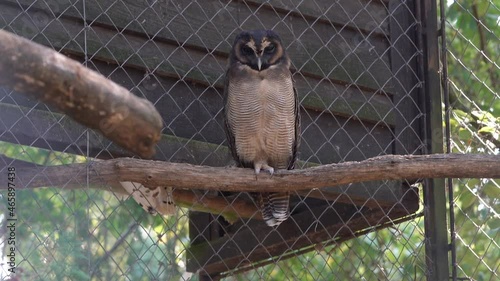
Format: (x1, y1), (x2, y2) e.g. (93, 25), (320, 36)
(0, 1), (395, 125)
(0, 0), (424, 277)
(5, 0), (393, 91)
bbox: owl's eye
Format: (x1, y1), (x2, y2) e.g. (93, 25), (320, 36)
(265, 44), (276, 54)
(241, 46), (253, 55)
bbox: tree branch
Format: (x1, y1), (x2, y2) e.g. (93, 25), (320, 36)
(0, 155), (260, 221)
(172, 190), (261, 222)
(90, 221), (140, 279)
(0, 29), (162, 158)
(2, 153), (496, 221)
(471, 3), (498, 90)
(2, 154), (498, 193)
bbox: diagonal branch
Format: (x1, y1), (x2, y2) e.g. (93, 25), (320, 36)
(471, 3), (498, 90)
(0, 29), (162, 158)
(90, 221), (140, 279)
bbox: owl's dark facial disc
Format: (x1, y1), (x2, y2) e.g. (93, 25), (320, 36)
(232, 30), (285, 72)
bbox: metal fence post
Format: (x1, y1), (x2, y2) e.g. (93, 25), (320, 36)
(420, 0), (450, 280)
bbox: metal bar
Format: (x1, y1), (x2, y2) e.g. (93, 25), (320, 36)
(439, 0), (457, 280)
(419, 0), (450, 280)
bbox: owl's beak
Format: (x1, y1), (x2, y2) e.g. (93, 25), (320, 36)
(257, 57), (262, 71)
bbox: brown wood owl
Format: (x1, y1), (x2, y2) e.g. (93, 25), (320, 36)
(223, 30), (300, 227)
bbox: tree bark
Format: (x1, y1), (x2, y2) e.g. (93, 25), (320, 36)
(2, 153), (497, 220)
(2, 154), (498, 192)
(0, 156), (260, 221)
(0, 29), (162, 158)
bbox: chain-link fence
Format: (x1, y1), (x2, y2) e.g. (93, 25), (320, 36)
(442, 1), (499, 280)
(0, 0), (497, 280)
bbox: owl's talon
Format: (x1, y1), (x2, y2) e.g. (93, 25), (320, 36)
(254, 163), (274, 176)
(262, 165), (274, 176)
(254, 163), (262, 175)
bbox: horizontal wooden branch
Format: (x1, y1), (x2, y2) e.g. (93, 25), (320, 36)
(0, 29), (162, 158)
(2, 154), (498, 193)
(0, 155), (259, 221)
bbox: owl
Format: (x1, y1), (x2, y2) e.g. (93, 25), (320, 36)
(223, 30), (300, 227)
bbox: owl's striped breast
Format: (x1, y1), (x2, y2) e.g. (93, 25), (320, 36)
(227, 71), (295, 169)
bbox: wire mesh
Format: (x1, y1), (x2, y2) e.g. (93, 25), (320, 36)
(0, 0), (496, 280)
(443, 1), (499, 281)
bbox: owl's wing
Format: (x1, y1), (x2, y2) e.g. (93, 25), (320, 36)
(287, 78), (301, 170)
(222, 68), (240, 165)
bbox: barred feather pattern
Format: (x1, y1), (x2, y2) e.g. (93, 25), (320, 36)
(259, 192), (290, 227)
(223, 30), (300, 227)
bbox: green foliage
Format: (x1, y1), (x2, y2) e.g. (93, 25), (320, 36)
(445, 1), (499, 280)
(0, 143), (191, 280)
(225, 219), (426, 281)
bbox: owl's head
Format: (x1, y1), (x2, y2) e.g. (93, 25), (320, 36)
(230, 30), (288, 71)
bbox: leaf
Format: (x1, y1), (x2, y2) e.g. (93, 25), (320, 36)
(471, 110), (495, 122)
(458, 190), (478, 210)
(486, 217), (500, 233)
(458, 128), (472, 141)
(453, 109), (469, 119)
(478, 126), (496, 134)
(482, 182), (500, 199)
(466, 178), (481, 189)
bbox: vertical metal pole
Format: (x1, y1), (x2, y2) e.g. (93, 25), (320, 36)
(419, 0), (450, 280)
(438, 0), (457, 280)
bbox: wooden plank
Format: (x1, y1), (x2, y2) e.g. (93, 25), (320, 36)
(186, 191), (419, 274)
(0, 90), (390, 166)
(299, 108), (393, 165)
(0, 2), (395, 126)
(0, 50), (394, 167)
(2, 2), (394, 125)
(247, 0), (389, 35)
(0, 102), (231, 165)
(4, 0), (389, 35)
(0, 1), (411, 216)
(66, 54), (395, 165)
(0, 86), (394, 168)
(0, 101), (98, 157)
(223, 1), (394, 92)
(0, 98), (404, 209)
(0, 4), (398, 166)
(4, 0), (394, 92)
(87, 0), (391, 92)
(388, 0), (423, 155)
(296, 78), (395, 126)
(189, 211), (222, 246)
(296, 180), (405, 208)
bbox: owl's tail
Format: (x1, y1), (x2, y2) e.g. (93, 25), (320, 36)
(259, 192), (290, 227)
